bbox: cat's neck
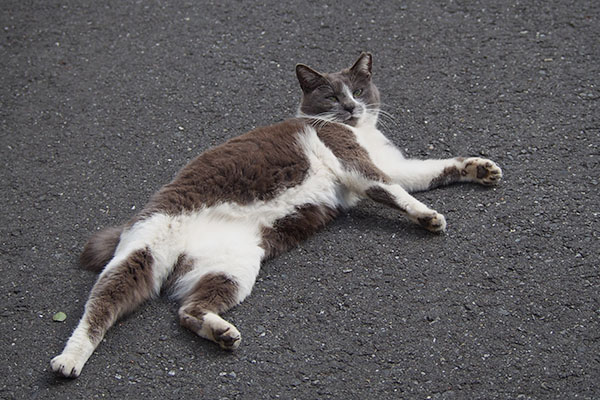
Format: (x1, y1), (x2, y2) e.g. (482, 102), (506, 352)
(357, 111), (379, 129)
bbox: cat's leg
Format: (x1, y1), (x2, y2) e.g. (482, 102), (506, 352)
(178, 272), (243, 350)
(176, 252), (262, 350)
(386, 157), (502, 192)
(365, 183), (447, 232)
(50, 248), (156, 378)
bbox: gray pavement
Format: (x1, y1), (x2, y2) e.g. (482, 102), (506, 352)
(1, 0), (599, 398)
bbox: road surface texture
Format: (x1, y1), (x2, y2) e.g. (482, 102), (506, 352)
(1, 0), (598, 399)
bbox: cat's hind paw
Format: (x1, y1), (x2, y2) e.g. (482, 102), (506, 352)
(200, 312), (241, 350)
(416, 211), (446, 233)
(213, 326), (241, 350)
(50, 353), (85, 378)
(463, 158), (502, 186)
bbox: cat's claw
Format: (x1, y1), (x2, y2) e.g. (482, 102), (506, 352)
(50, 353), (84, 378)
(416, 211), (446, 233)
(463, 158), (503, 186)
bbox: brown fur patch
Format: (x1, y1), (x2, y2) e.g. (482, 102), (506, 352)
(79, 226), (123, 272)
(314, 121), (389, 181)
(429, 166), (461, 189)
(162, 254), (195, 293)
(178, 273), (239, 331)
(260, 204), (340, 260)
(365, 186), (406, 212)
(85, 248), (154, 343)
(142, 119), (310, 216)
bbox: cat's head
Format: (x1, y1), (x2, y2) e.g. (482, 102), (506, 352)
(296, 52), (380, 127)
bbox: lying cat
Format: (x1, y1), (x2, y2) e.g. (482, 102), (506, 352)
(51, 52), (502, 378)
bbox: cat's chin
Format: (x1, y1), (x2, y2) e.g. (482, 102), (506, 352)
(344, 117), (359, 126)
(344, 112), (368, 126)
(344, 113), (373, 127)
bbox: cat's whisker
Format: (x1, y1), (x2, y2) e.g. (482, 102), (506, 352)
(364, 104), (399, 132)
(301, 111), (339, 129)
(376, 118), (390, 132)
(377, 118), (393, 133)
(377, 112), (398, 127)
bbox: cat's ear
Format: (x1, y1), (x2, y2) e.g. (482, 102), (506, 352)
(296, 64), (327, 93)
(350, 52), (372, 78)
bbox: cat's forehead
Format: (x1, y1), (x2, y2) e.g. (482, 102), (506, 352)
(323, 69), (357, 91)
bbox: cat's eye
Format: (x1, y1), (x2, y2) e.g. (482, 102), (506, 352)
(327, 96), (338, 102)
(353, 89), (363, 98)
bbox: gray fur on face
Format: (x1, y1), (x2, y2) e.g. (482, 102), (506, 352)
(296, 52), (380, 126)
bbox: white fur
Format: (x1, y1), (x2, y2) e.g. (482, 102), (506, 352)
(50, 320), (95, 378)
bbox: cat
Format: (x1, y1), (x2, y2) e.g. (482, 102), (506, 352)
(51, 52), (502, 378)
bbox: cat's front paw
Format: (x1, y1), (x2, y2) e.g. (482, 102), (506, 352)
(416, 211), (446, 233)
(462, 158), (502, 186)
(50, 353), (85, 378)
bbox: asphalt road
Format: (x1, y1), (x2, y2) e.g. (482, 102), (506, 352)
(1, 0), (599, 398)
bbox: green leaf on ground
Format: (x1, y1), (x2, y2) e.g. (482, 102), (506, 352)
(53, 311), (67, 322)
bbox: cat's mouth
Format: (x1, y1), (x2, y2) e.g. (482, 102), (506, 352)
(345, 116), (358, 125)
(344, 105), (366, 125)
(343, 111), (362, 126)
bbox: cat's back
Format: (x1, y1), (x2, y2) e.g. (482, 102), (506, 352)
(145, 118), (314, 214)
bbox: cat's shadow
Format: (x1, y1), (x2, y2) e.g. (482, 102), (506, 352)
(333, 203), (432, 238)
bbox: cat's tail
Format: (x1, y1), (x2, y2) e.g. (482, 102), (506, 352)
(79, 226), (123, 272)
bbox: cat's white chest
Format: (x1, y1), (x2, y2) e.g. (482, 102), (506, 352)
(352, 124), (406, 177)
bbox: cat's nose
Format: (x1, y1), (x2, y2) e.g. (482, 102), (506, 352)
(343, 102), (355, 113)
